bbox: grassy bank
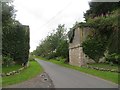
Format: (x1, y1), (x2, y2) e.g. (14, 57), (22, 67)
(36, 56), (119, 84)
(2, 60), (43, 87)
(88, 63), (119, 71)
(2, 64), (22, 73)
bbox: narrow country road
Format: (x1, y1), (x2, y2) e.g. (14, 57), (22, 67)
(36, 58), (118, 88)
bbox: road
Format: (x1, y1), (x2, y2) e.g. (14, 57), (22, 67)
(4, 72), (54, 88)
(36, 58), (118, 88)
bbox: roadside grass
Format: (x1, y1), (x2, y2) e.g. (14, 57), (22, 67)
(2, 60), (43, 87)
(0, 77), (1, 87)
(88, 63), (119, 71)
(2, 64), (22, 73)
(36, 56), (119, 84)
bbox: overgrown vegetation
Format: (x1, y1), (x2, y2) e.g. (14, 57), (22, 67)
(81, 2), (120, 64)
(2, 55), (14, 67)
(84, 2), (119, 21)
(82, 37), (106, 63)
(2, 1), (30, 66)
(32, 24), (69, 62)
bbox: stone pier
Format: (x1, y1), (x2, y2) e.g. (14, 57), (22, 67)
(69, 26), (92, 67)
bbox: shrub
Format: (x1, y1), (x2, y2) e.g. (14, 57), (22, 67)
(45, 52), (57, 60)
(82, 37), (106, 63)
(56, 57), (66, 63)
(3, 55), (14, 67)
(105, 53), (120, 64)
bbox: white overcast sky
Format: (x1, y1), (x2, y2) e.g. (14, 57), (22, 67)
(13, 0), (90, 52)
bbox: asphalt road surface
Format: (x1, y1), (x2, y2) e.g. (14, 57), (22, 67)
(36, 59), (118, 88)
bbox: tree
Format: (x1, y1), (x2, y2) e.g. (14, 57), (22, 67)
(84, 2), (119, 21)
(2, 2), (16, 57)
(2, 2), (30, 65)
(33, 24), (69, 61)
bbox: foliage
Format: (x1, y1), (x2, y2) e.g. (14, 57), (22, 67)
(56, 40), (69, 58)
(84, 2), (119, 21)
(105, 53), (120, 64)
(86, 9), (118, 36)
(2, 2), (15, 28)
(82, 2), (119, 63)
(2, 55), (14, 67)
(55, 57), (66, 63)
(33, 24), (69, 61)
(2, 2), (30, 65)
(82, 37), (106, 63)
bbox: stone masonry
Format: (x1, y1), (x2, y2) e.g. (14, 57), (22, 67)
(69, 27), (92, 67)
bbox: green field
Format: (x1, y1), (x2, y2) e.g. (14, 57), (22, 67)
(2, 61), (43, 87)
(36, 56), (119, 84)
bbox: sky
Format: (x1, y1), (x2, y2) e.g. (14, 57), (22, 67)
(13, 0), (90, 52)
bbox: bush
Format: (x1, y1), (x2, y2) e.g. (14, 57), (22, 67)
(82, 37), (106, 63)
(56, 57), (66, 63)
(105, 53), (120, 64)
(3, 55), (14, 67)
(45, 52), (57, 60)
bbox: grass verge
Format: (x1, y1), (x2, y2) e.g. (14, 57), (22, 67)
(2, 64), (22, 73)
(88, 63), (119, 71)
(2, 60), (43, 87)
(36, 56), (119, 84)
